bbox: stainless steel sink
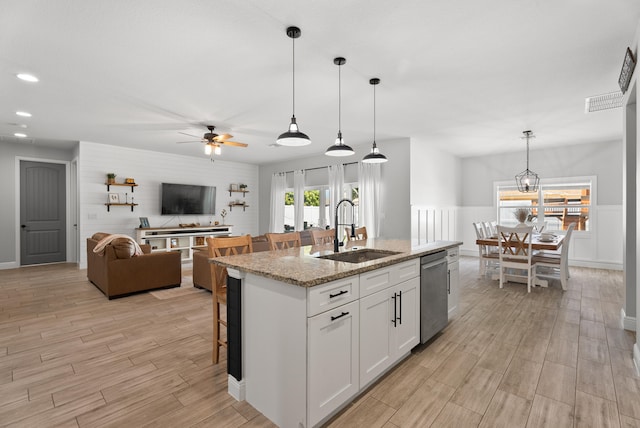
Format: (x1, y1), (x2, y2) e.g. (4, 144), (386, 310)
(318, 249), (401, 264)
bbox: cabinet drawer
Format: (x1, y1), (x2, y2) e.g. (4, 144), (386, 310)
(447, 247), (459, 263)
(307, 275), (359, 317)
(392, 259), (420, 283)
(359, 265), (394, 298)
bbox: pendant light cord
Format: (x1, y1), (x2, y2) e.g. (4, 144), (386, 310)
(373, 82), (376, 144)
(338, 62), (342, 132)
(292, 35), (296, 117)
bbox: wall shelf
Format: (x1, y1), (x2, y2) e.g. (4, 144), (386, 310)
(106, 182), (138, 192)
(105, 203), (138, 212)
(228, 203), (249, 212)
(229, 189), (249, 197)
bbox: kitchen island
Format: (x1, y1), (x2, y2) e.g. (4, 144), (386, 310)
(212, 238), (462, 428)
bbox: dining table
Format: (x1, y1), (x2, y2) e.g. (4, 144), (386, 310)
(475, 233), (565, 287)
(475, 233), (565, 251)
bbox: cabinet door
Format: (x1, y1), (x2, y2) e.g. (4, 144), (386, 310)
(447, 261), (460, 319)
(359, 289), (393, 388)
(393, 277), (420, 356)
(308, 300), (359, 427)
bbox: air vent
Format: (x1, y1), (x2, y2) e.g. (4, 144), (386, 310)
(585, 91), (623, 113)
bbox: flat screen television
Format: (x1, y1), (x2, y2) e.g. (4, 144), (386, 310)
(161, 183), (216, 215)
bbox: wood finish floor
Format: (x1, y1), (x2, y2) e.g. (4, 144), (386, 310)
(0, 258), (637, 427)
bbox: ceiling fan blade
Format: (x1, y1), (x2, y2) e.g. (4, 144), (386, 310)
(178, 131), (202, 138)
(213, 133), (234, 142)
(220, 141), (248, 147)
(176, 140), (203, 144)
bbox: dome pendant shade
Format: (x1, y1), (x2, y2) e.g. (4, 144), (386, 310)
(515, 130), (539, 192)
(326, 57), (354, 157)
(277, 26), (311, 147)
(277, 116), (311, 146)
(325, 131), (354, 156)
(363, 77), (388, 163)
(363, 141), (387, 163)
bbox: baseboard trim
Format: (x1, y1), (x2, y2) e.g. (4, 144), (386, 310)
(0, 261), (19, 270)
(634, 344), (640, 377)
(227, 375), (245, 401)
(621, 308), (637, 331)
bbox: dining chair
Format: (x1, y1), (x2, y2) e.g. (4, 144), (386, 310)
(533, 223), (575, 290)
(310, 228), (335, 245)
(497, 225), (536, 293)
(481, 221), (494, 238)
(473, 222), (499, 277)
(206, 234), (253, 364)
(266, 231), (301, 250)
(345, 226), (368, 241)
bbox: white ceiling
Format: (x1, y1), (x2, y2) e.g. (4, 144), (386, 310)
(1, 0), (639, 165)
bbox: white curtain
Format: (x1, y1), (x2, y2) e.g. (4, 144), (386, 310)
(328, 164), (345, 230)
(359, 162), (381, 238)
(269, 172), (286, 233)
(293, 170), (305, 231)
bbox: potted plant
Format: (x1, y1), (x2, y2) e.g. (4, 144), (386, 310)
(513, 207), (530, 225)
(106, 173), (116, 184)
(239, 183), (248, 191)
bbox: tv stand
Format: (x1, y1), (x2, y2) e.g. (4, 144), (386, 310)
(135, 225), (233, 262)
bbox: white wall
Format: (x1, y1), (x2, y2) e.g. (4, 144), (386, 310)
(257, 139), (411, 239)
(409, 139), (462, 244)
(459, 140), (623, 268)
(78, 141), (259, 268)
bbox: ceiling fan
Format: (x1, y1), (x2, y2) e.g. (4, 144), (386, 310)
(177, 125), (248, 155)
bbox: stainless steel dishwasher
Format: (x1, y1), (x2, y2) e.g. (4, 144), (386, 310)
(420, 251), (448, 343)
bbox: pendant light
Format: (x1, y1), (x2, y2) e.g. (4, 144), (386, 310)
(515, 130), (540, 192)
(363, 78), (388, 163)
(277, 26), (311, 147)
(325, 57), (354, 157)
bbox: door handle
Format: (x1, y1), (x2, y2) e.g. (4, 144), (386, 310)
(397, 290), (402, 325)
(21, 225), (26, 229)
(391, 293), (397, 327)
(448, 270), (451, 294)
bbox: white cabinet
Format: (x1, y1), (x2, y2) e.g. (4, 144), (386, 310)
(360, 262), (420, 388)
(135, 225), (232, 262)
(308, 300), (359, 427)
(447, 247), (460, 319)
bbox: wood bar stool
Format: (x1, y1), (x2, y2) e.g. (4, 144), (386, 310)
(206, 235), (253, 364)
(345, 226), (368, 241)
(266, 232), (301, 250)
(310, 228), (335, 245)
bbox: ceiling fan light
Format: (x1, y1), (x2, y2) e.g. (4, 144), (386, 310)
(204, 144), (212, 155)
(214, 145), (222, 155)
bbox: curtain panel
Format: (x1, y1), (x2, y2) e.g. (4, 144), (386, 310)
(269, 172), (286, 233)
(293, 170), (306, 231)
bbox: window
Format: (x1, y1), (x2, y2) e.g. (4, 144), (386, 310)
(496, 178), (592, 232)
(284, 187), (328, 231)
(283, 183), (359, 232)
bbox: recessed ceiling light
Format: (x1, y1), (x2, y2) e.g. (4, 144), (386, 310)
(14, 133), (27, 138)
(16, 111), (32, 117)
(17, 73), (39, 82)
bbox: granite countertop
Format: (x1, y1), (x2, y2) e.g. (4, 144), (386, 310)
(211, 238), (462, 287)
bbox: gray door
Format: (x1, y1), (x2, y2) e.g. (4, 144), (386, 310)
(20, 161), (66, 265)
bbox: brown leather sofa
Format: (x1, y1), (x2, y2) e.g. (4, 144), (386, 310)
(192, 234), (271, 291)
(87, 233), (182, 299)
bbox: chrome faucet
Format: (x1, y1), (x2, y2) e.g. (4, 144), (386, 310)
(334, 198), (356, 252)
